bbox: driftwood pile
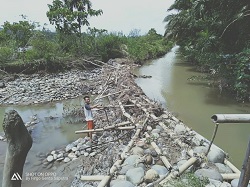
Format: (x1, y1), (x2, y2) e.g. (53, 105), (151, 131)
(63, 58), (240, 187)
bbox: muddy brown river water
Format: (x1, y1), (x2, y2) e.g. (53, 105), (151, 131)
(135, 46), (250, 169)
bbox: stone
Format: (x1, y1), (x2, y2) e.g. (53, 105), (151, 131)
(151, 165), (168, 176)
(90, 152), (96, 157)
(193, 146), (208, 155)
(65, 144), (74, 152)
(126, 167), (145, 185)
(147, 126), (152, 131)
(174, 124), (186, 134)
(155, 125), (164, 131)
(151, 129), (160, 134)
(195, 169), (223, 182)
(144, 169), (159, 183)
(207, 148), (226, 163)
(47, 155), (54, 162)
(131, 146), (144, 156)
(124, 155), (140, 166)
(63, 157), (71, 163)
(144, 155), (153, 165)
(207, 178), (222, 187)
(57, 153), (63, 158)
(112, 180), (135, 187)
(53, 154), (57, 160)
(215, 163), (233, 173)
(231, 179), (250, 187)
(68, 153), (77, 159)
(119, 165), (135, 175)
(144, 149), (151, 155)
(51, 150), (56, 155)
(84, 152), (89, 157)
(72, 147), (78, 152)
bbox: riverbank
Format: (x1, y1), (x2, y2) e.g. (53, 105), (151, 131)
(0, 58), (242, 187)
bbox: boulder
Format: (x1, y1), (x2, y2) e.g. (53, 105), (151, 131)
(151, 165), (168, 176)
(207, 148), (226, 163)
(131, 146), (144, 156)
(174, 124), (186, 134)
(231, 179), (250, 187)
(47, 155), (54, 162)
(214, 163), (233, 173)
(126, 167), (145, 185)
(195, 169), (223, 182)
(144, 169), (159, 183)
(112, 180), (135, 187)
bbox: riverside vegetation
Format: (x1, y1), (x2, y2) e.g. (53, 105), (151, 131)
(164, 0), (250, 102)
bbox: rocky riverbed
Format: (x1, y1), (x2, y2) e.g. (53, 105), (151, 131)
(0, 58), (243, 187)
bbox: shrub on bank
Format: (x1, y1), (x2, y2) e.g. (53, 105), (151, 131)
(0, 47), (15, 64)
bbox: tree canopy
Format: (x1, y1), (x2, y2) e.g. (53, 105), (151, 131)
(164, 0), (250, 101)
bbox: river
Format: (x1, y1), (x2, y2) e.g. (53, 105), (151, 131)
(0, 98), (84, 185)
(134, 46), (250, 169)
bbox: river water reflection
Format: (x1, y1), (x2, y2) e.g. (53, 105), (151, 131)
(135, 46), (250, 169)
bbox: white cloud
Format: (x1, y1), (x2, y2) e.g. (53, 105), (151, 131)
(0, 0), (174, 35)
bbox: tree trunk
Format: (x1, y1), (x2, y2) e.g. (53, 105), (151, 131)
(2, 110), (32, 187)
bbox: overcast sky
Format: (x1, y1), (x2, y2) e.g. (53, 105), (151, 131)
(0, 0), (175, 35)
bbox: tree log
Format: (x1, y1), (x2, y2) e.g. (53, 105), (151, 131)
(2, 110), (32, 187)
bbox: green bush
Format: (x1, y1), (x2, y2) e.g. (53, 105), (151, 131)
(0, 47), (14, 64)
(96, 33), (126, 62)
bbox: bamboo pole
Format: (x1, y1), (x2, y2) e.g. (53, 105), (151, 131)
(75, 126), (135, 134)
(224, 159), (241, 174)
(97, 160), (123, 187)
(118, 100), (135, 123)
(178, 157), (197, 174)
(221, 173), (241, 180)
(98, 124), (141, 187)
(145, 132), (172, 170)
(81, 175), (106, 181)
(159, 157), (198, 186)
(75, 121), (130, 134)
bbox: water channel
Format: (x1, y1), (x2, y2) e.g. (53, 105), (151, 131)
(134, 46), (250, 169)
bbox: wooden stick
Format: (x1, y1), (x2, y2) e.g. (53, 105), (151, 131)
(94, 59), (115, 68)
(75, 126), (135, 134)
(221, 173), (241, 180)
(96, 91), (122, 100)
(224, 159), (241, 174)
(81, 175), (107, 181)
(178, 157), (197, 174)
(118, 100), (135, 123)
(145, 132), (172, 170)
(82, 59), (103, 67)
(75, 121), (131, 134)
(159, 157), (198, 186)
